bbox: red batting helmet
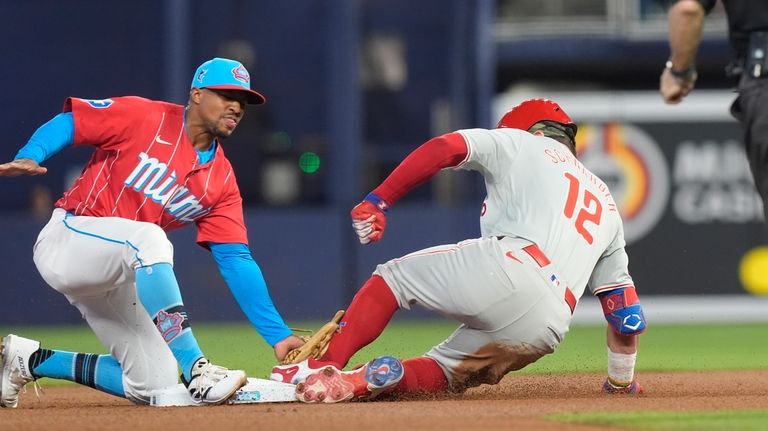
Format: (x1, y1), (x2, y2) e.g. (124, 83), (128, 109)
(496, 98), (576, 136)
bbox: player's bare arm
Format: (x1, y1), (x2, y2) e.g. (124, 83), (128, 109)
(607, 326), (638, 354)
(598, 286), (646, 393)
(0, 158), (47, 177)
(660, 0), (705, 104)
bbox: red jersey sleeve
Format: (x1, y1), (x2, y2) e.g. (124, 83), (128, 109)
(195, 176), (249, 246)
(64, 96), (149, 150)
(372, 132), (468, 205)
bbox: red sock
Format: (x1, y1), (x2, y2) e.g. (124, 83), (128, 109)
(392, 357), (449, 394)
(320, 275), (398, 368)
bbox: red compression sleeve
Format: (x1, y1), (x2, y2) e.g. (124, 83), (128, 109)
(391, 357), (449, 394)
(319, 275), (399, 368)
(372, 132), (468, 205)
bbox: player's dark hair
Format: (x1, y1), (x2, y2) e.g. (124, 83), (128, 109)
(529, 121), (576, 155)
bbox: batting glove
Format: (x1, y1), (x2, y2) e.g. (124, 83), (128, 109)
(602, 378), (643, 395)
(351, 193), (389, 244)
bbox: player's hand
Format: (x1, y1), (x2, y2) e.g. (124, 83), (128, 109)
(0, 158), (47, 177)
(660, 68), (695, 105)
(602, 378), (643, 394)
(273, 335), (306, 362)
(351, 193), (389, 245)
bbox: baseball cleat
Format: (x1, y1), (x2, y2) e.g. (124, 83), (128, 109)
(295, 355), (403, 404)
(270, 358), (332, 385)
(182, 358), (247, 405)
(0, 334), (41, 408)
(602, 378), (643, 394)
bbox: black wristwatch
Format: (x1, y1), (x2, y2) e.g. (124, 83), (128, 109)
(665, 60), (698, 83)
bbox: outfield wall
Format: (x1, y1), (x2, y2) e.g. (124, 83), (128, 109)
(3, 90), (767, 326)
(1, 203), (766, 326)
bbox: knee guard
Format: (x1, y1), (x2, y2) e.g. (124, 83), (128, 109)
(598, 287), (646, 335)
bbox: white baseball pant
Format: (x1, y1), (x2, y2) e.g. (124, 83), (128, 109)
(374, 236), (574, 391)
(32, 208), (178, 403)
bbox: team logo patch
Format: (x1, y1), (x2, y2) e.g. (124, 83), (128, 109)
(232, 65), (250, 84)
(196, 68), (208, 84)
(156, 309), (185, 342)
(84, 99), (113, 109)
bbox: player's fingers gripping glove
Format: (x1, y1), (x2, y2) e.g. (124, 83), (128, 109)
(602, 378), (643, 394)
(351, 193), (389, 245)
(281, 310), (345, 365)
(598, 286), (646, 335)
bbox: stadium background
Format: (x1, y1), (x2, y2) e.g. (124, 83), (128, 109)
(2, 0), (768, 326)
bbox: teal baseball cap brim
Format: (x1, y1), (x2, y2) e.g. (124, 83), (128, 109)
(191, 57), (266, 105)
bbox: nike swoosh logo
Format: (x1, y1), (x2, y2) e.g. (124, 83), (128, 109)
(505, 251), (523, 264)
(155, 135), (173, 145)
(274, 365), (299, 383)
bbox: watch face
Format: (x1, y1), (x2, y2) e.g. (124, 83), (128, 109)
(666, 61), (697, 82)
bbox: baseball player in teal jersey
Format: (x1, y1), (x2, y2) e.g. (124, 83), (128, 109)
(271, 99), (646, 402)
(0, 58), (304, 407)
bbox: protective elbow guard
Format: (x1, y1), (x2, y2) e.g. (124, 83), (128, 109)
(598, 286), (646, 335)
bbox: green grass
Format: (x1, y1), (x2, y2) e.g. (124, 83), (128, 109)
(525, 322), (768, 373)
(0, 320), (459, 380)
(2, 321), (767, 430)
(2, 320), (766, 379)
(549, 410), (768, 431)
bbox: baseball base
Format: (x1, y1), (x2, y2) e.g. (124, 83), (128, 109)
(150, 377), (297, 407)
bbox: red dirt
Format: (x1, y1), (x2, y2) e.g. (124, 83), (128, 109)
(4, 370), (768, 431)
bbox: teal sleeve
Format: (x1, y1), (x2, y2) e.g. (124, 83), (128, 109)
(209, 242), (292, 346)
(15, 112), (74, 163)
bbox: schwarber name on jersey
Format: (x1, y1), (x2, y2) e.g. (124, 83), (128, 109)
(455, 127), (634, 299)
(55, 96), (248, 245)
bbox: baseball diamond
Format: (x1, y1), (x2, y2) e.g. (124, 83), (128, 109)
(3, 370), (767, 430)
(4, 0), (768, 427)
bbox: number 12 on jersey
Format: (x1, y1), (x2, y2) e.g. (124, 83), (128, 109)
(563, 172), (602, 244)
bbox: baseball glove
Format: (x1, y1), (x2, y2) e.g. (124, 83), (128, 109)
(281, 310), (345, 365)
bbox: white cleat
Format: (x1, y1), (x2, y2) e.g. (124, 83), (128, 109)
(183, 358), (247, 405)
(269, 359), (325, 385)
(0, 334), (41, 408)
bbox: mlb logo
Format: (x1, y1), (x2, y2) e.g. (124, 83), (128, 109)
(549, 274), (561, 287)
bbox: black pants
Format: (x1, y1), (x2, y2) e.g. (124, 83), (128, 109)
(731, 75), (768, 221)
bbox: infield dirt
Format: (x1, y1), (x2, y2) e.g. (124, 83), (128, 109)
(3, 370), (767, 431)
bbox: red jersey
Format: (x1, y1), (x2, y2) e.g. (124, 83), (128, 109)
(56, 96), (248, 245)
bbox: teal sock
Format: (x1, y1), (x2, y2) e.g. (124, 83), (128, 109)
(135, 263), (204, 380)
(30, 349), (125, 397)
